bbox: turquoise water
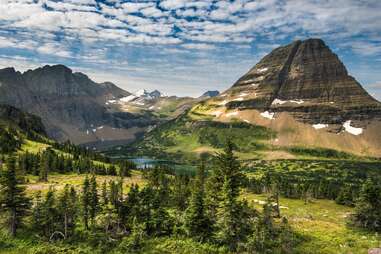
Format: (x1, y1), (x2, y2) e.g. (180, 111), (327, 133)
(129, 157), (197, 175)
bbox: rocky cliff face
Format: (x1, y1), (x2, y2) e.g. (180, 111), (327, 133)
(225, 39), (381, 126)
(0, 65), (155, 145)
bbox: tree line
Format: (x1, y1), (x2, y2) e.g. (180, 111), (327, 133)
(1, 141), (297, 253)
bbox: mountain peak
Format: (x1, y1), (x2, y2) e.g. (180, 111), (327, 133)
(222, 38), (381, 124)
(200, 90), (220, 98)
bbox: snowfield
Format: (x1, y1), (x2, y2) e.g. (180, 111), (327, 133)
(225, 111), (238, 117)
(257, 67), (268, 73)
(272, 99), (305, 105)
(343, 120), (363, 135)
(119, 95), (137, 102)
(312, 123), (328, 130)
(260, 111), (275, 119)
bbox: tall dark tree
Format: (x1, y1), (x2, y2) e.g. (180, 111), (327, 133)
(57, 184), (78, 238)
(89, 175), (99, 226)
(82, 176), (91, 230)
(0, 157), (31, 236)
(184, 161), (212, 241)
(39, 152), (49, 182)
(351, 178), (381, 231)
(214, 140), (248, 251)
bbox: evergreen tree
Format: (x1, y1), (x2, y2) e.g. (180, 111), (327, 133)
(57, 184), (78, 238)
(214, 140), (248, 250)
(89, 175), (99, 226)
(42, 187), (58, 238)
(39, 152), (49, 182)
(351, 178), (381, 231)
(101, 181), (109, 206)
(119, 161), (132, 178)
(184, 161), (212, 241)
(82, 176), (91, 230)
(0, 157), (31, 236)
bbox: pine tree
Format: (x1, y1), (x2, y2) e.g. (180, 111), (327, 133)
(82, 176), (91, 230)
(39, 152), (49, 182)
(101, 181), (109, 206)
(351, 178), (381, 231)
(184, 161), (212, 241)
(215, 140), (248, 250)
(89, 175), (99, 227)
(119, 161), (132, 178)
(57, 184), (78, 238)
(0, 157), (31, 236)
(43, 187), (58, 238)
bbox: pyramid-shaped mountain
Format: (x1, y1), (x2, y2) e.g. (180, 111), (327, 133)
(222, 38), (381, 125)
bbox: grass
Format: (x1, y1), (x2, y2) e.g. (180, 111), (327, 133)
(18, 140), (50, 154)
(23, 171), (146, 196)
(243, 192), (381, 254)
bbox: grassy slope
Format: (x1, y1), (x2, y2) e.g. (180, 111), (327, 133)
(244, 192), (381, 254)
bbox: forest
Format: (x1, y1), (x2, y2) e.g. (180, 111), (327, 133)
(1, 132), (381, 253)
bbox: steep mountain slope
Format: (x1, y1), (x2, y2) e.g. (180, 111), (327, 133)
(124, 39), (381, 159)
(107, 89), (201, 119)
(0, 65), (156, 147)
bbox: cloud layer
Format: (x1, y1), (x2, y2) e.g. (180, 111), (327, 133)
(0, 0), (380, 98)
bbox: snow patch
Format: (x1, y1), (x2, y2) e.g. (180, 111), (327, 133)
(272, 98), (304, 105)
(119, 95), (137, 102)
(97, 126), (104, 130)
(312, 124), (328, 130)
(86, 130), (89, 135)
(92, 128), (96, 133)
(272, 99), (287, 105)
(254, 76), (264, 81)
(233, 97), (244, 101)
(107, 99), (117, 104)
(343, 120), (363, 135)
(239, 92), (249, 97)
(149, 106), (155, 110)
(251, 83), (260, 87)
(260, 111), (274, 120)
(225, 111), (238, 117)
(134, 89), (147, 97)
(243, 119), (250, 123)
(257, 67), (268, 73)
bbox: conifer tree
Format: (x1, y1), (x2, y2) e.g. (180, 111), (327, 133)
(89, 175), (99, 226)
(215, 140), (247, 250)
(58, 184), (78, 238)
(184, 161), (212, 241)
(82, 176), (91, 230)
(39, 152), (49, 182)
(351, 178), (381, 231)
(101, 181), (109, 206)
(0, 157), (31, 236)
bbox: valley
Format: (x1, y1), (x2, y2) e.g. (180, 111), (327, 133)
(1, 38), (381, 254)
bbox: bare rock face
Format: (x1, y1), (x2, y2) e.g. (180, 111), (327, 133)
(0, 65), (155, 144)
(227, 39), (381, 126)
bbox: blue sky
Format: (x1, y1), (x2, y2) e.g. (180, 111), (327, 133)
(0, 0), (380, 99)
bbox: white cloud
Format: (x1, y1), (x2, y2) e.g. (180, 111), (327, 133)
(182, 43), (216, 50)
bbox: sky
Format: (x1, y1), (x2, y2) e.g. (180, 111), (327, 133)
(0, 0), (380, 99)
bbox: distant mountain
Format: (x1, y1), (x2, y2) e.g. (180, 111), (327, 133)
(200, 90), (220, 98)
(127, 39), (381, 159)
(0, 65), (155, 147)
